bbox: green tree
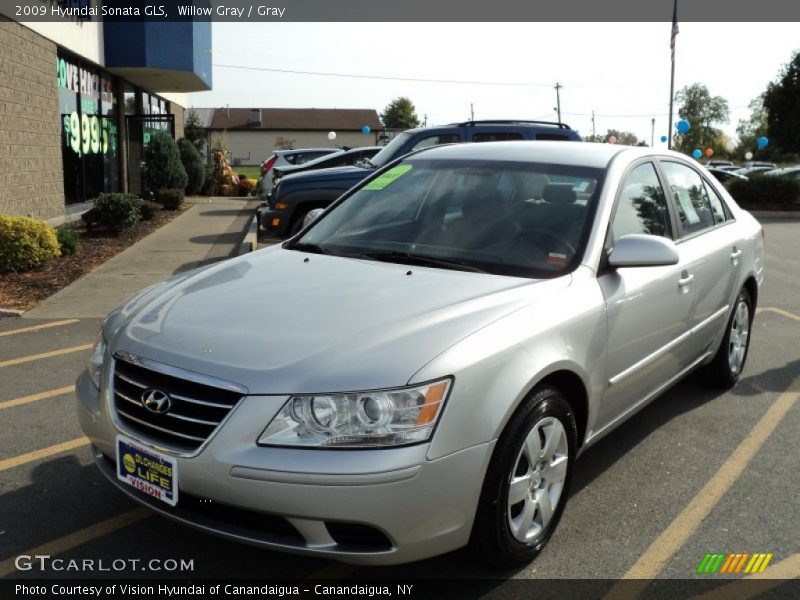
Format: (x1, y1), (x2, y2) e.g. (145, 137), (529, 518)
(143, 131), (188, 193)
(584, 129), (640, 145)
(763, 50), (800, 154)
(178, 138), (205, 195)
(183, 109), (207, 152)
(735, 95), (769, 158)
(674, 83), (730, 155)
(380, 97), (420, 129)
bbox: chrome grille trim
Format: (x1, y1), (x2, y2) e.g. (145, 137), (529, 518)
(116, 409), (207, 442)
(110, 354), (245, 453)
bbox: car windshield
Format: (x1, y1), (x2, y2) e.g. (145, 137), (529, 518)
(290, 158), (604, 278)
(367, 132), (413, 168)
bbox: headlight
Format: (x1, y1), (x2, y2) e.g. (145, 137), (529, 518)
(258, 379), (452, 448)
(87, 332), (107, 389)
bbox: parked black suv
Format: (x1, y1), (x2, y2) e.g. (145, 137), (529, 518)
(258, 120), (582, 237)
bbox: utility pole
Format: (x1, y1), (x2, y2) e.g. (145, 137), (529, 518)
(423, 114), (428, 127)
(554, 82), (562, 124)
(591, 110), (596, 137)
(470, 103), (474, 121)
(651, 117), (656, 147)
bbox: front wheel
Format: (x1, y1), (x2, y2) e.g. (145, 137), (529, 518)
(699, 288), (753, 389)
(470, 386), (576, 568)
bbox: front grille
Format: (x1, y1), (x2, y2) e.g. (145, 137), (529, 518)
(112, 357), (243, 451)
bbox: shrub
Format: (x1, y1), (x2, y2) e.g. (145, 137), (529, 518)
(178, 138), (205, 195)
(56, 227), (80, 256)
(725, 174), (800, 206)
(143, 131), (188, 193)
(94, 193), (142, 234)
(140, 201), (160, 221)
(0, 215), (60, 273)
(237, 177), (256, 196)
(156, 188), (185, 210)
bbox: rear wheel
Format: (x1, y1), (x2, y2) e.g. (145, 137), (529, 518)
(700, 288), (753, 389)
(470, 386), (576, 568)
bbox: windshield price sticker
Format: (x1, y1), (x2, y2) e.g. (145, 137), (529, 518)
(364, 165), (413, 190)
(116, 435), (178, 506)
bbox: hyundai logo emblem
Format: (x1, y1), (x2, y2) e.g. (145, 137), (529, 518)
(141, 388), (171, 414)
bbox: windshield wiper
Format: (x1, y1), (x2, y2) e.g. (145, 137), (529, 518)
(289, 241), (335, 255)
(350, 250), (487, 273)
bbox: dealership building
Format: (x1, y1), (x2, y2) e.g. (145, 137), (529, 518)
(0, 12), (212, 223)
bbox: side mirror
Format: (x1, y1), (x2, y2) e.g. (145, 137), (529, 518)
(303, 208), (325, 229)
(607, 234), (679, 268)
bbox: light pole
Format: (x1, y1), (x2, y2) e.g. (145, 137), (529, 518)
(651, 118), (656, 147)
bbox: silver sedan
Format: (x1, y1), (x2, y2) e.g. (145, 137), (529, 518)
(77, 141), (764, 567)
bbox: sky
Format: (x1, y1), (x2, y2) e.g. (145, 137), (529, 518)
(189, 22), (799, 146)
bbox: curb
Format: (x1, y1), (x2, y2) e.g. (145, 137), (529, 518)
(0, 308), (24, 318)
(749, 211), (800, 219)
(238, 214), (259, 255)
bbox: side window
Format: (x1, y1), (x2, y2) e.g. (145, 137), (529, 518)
(535, 133), (571, 141)
(701, 179), (729, 224)
(409, 134), (460, 152)
(661, 162), (718, 236)
(612, 162), (672, 243)
(472, 132), (524, 142)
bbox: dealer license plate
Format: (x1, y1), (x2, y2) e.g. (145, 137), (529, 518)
(116, 435), (178, 506)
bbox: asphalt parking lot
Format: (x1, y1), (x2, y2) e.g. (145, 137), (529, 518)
(1, 218), (798, 592)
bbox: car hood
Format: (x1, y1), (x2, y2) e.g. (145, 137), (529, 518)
(109, 248), (567, 394)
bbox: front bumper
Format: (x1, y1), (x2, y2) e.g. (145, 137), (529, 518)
(76, 370), (493, 565)
(256, 205), (288, 236)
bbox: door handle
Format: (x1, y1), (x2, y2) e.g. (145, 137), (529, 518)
(731, 248), (742, 264)
(678, 273), (695, 288)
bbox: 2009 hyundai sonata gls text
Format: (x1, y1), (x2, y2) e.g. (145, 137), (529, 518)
(77, 141), (763, 567)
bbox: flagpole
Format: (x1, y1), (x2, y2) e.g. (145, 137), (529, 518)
(668, 0), (678, 150)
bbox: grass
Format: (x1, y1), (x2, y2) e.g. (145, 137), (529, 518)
(234, 166), (261, 180)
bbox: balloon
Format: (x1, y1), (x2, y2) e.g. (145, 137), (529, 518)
(757, 136), (768, 149)
(361, 125), (371, 135)
(745, 151), (753, 160)
(705, 148), (714, 158)
(328, 131), (337, 140)
(676, 119), (691, 134)
(660, 135), (668, 143)
(692, 149), (702, 159)
(607, 135), (617, 144)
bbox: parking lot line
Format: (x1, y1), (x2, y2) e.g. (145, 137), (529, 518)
(0, 343), (93, 368)
(605, 381), (800, 598)
(0, 319), (79, 337)
(0, 385), (75, 410)
(690, 553), (800, 600)
(0, 437), (89, 472)
(0, 508), (150, 578)
(756, 307), (800, 322)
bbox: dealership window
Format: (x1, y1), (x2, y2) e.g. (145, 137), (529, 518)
(56, 51), (121, 204)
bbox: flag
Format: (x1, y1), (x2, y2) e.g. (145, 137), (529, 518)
(670, 0), (679, 62)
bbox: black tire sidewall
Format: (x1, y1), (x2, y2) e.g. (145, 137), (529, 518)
(474, 387), (577, 566)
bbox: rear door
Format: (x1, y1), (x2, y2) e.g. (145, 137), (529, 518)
(658, 160), (743, 359)
(596, 160), (696, 432)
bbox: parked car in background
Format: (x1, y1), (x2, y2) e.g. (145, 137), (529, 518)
(272, 146), (382, 185)
(734, 166), (776, 177)
(706, 160), (734, 169)
(762, 166), (800, 181)
(259, 148), (339, 181)
(259, 120), (583, 237)
(715, 165), (741, 172)
(741, 161), (777, 170)
(78, 141), (763, 567)
(707, 167), (748, 184)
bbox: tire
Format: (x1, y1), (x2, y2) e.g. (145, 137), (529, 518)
(469, 386), (577, 569)
(699, 288), (753, 389)
(287, 210), (308, 237)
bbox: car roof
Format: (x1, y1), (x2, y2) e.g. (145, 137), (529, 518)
(275, 147), (338, 155)
(407, 140), (687, 169)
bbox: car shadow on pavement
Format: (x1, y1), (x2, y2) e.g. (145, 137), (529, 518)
(1, 455), (331, 580)
(734, 358), (800, 396)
